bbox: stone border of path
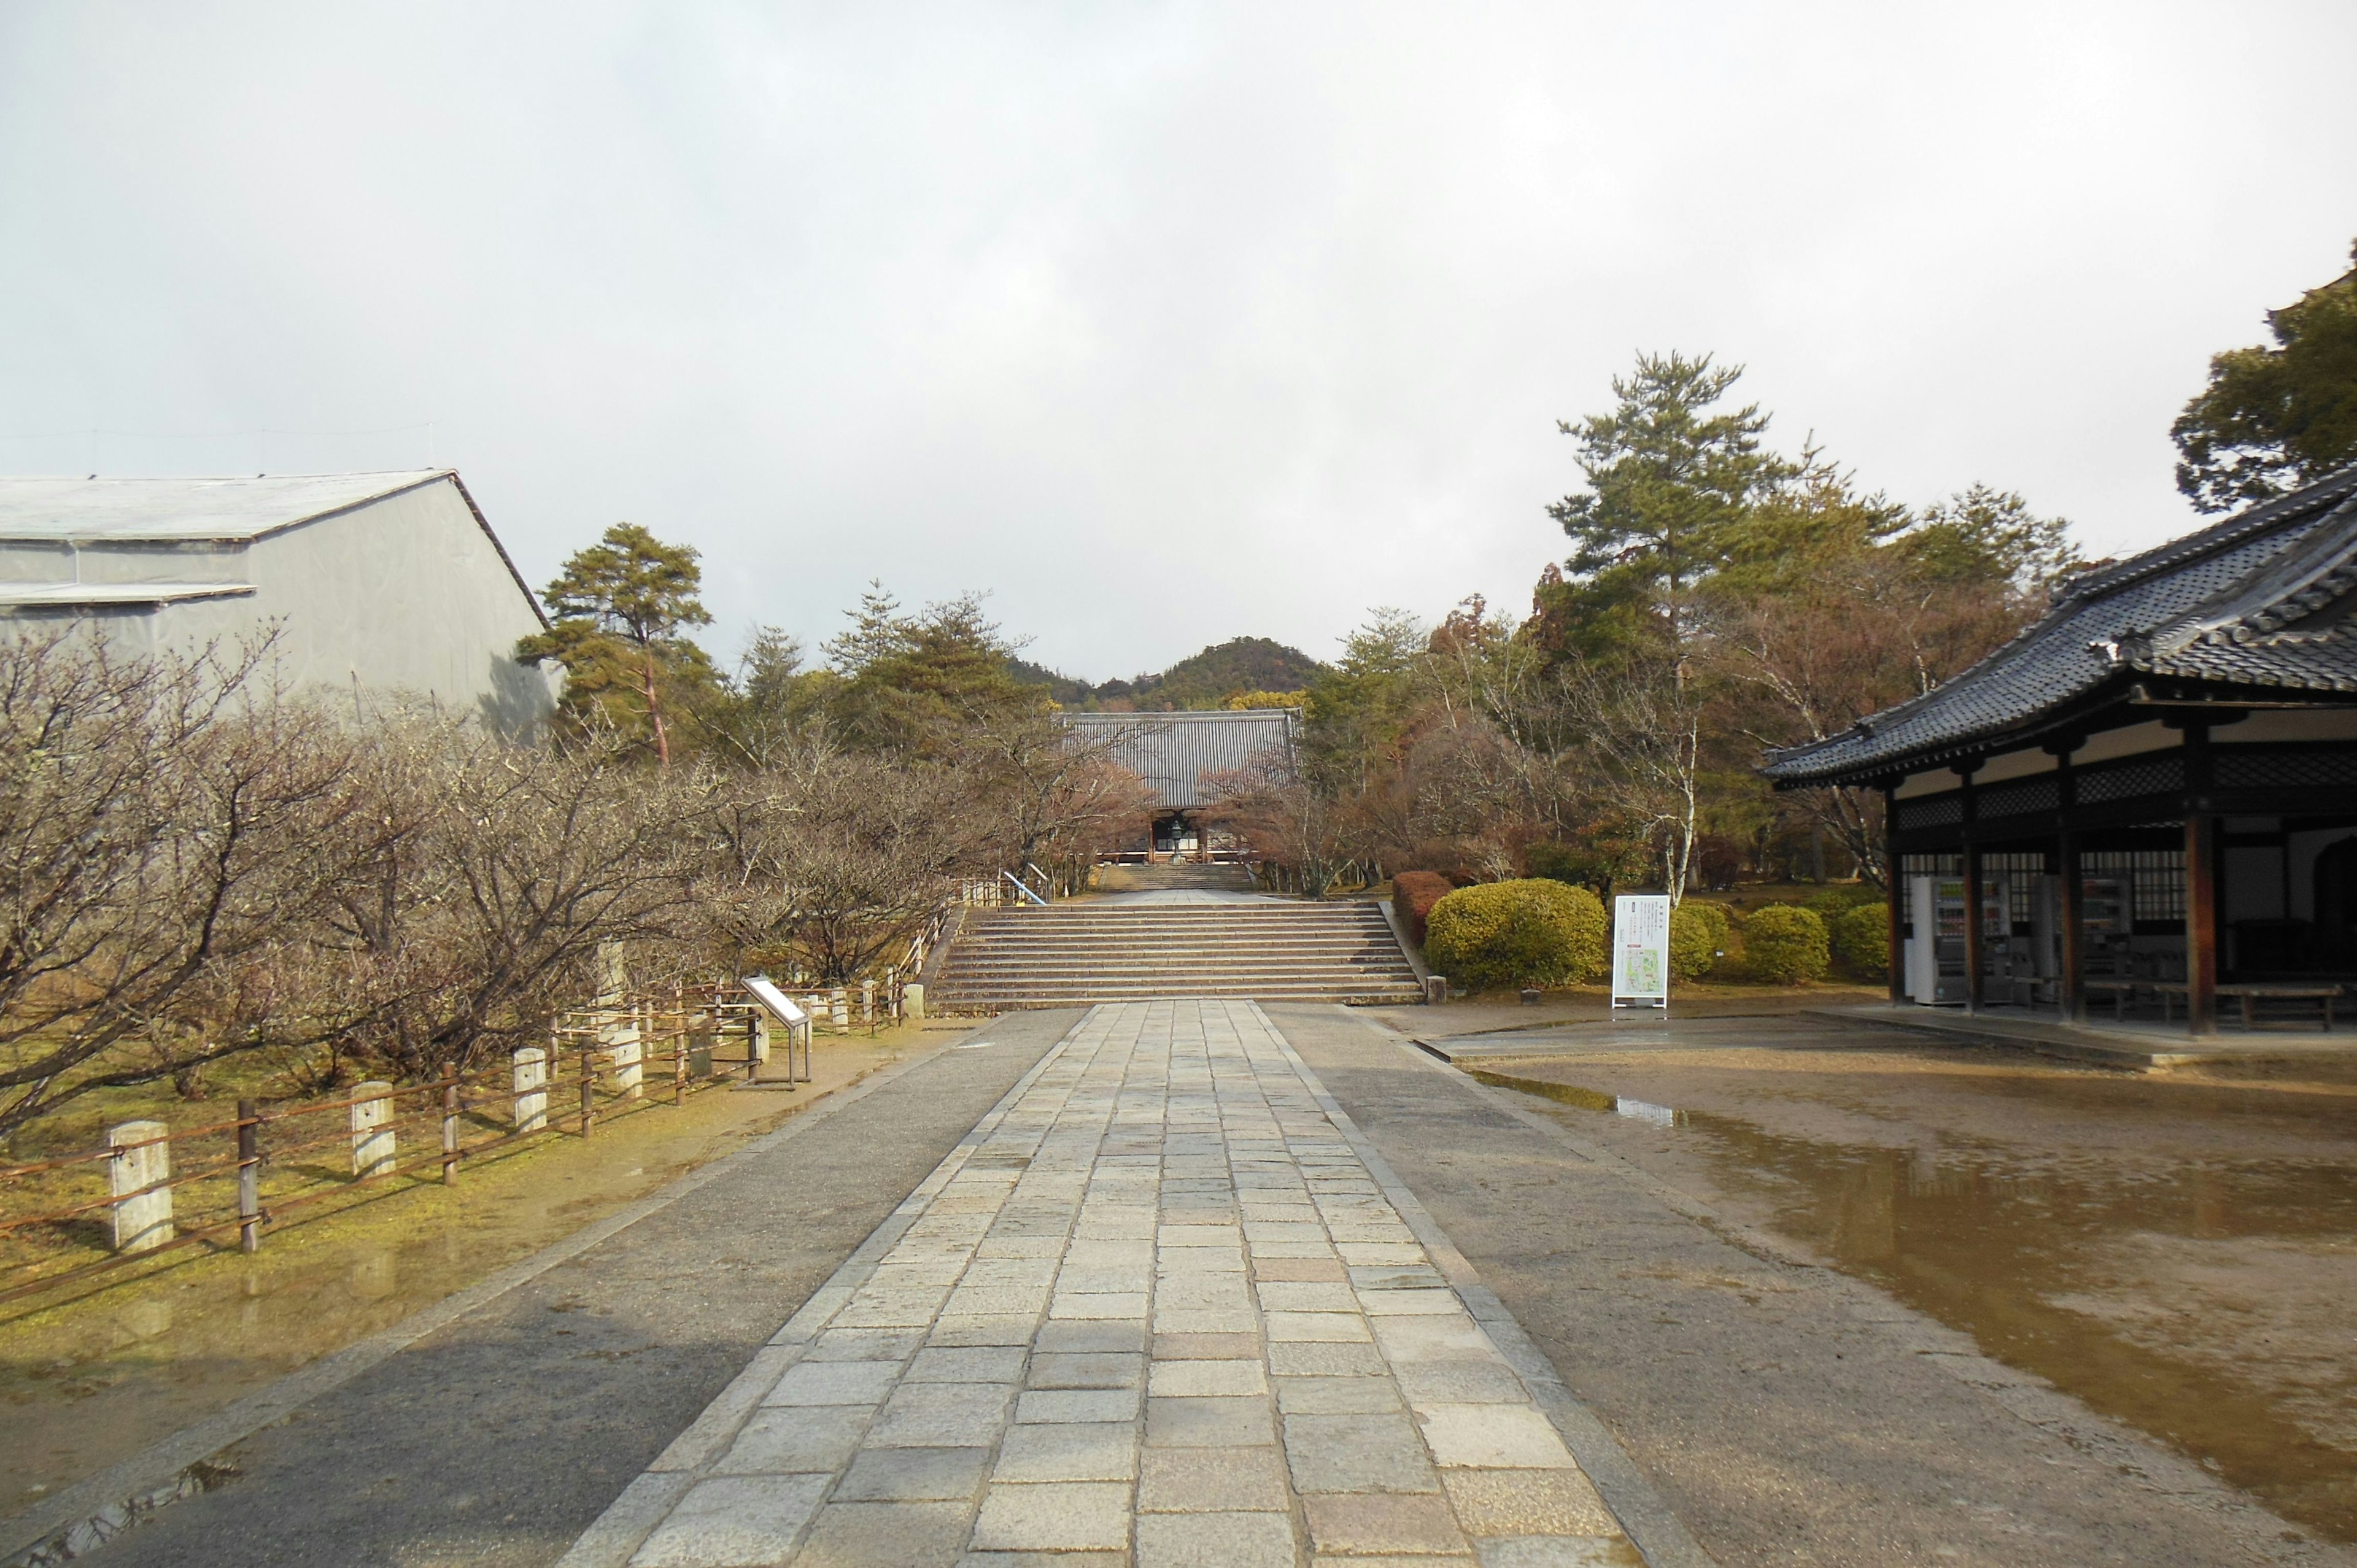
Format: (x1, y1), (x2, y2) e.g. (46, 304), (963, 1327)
(0, 1032), (980, 1568)
(1344, 1010), (2332, 1564)
(1258, 1025), (1718, 1568)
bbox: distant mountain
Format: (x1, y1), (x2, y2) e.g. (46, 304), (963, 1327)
(1010, 636), (1323, 711)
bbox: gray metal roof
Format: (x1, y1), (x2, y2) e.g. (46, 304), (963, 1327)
(0, 471), (449, 543)
(1064, 709), (1300, 808)
(1763, 463), (2357, 786)
(0, 581), (255, 608)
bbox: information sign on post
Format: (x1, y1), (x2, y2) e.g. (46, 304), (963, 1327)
(1611, 894), (1672, 1017)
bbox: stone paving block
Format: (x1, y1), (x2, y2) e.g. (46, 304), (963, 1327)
(1156, 1224), (1241, 1247)
(928, 1315), (1044, 1348)
(1249, 1240), (1339, 1259)
(1048, 1291), (1148, 1319)
(1414, 1404), (1577, 1469)
(1308, 1556), (1476, 1567)
(977, 1236), (1066, 1259)
(629, 1473), (829, 1567)
(835, 1288), (955, 1329)
(1275, 1374), (1405, 1415)
(1266, 1310), (1374, 1342)
(1336, 1243), (1426, 1265)
(1474, 1539), (1644, 1567)
(1015, 1386), (1141, 1423)
(713, 1407), (872, 1475)
(1151, 1308), (1258, 1335)
(1302, 1491), (1469, 1556)
(993, 1421), (1140, 1483)
(1034, 1320), (1148, 1354)
(1245, 1221), (1328, 1242)
(945, 1286), (1055, 1316)
(1258, 1280), (1360, 1312)
(1145, 1394), (1276, 1446)
(1152, 1330), (1261, 1360)
(1393, 1361), (1531, 1405)
(1349, 1264), (1450, 1291)
(869, 1383), (1017, 1448)
(805, 1328), (927, 1362)
(1028, 1351), (1144, 1389)
(1253, 1256), (1348, 1282)
(969, 1481), (1133, 1553)
(833, 1446), (993, 1502)
(1373, 1315), (1503, 1364)
(1268, 1340), (1388, 1377)
(1284, 1410), (1442, 1494)
(1136, 1511), (1299, 1567)
(764, 1359), (903, 1407)
(908, 1346), (1028, 1384)
(1136, 1446), (1291, 1513)
(1361, 1288), (1464, 1317)
(1442, 1470), (1618, 1537)
(1154, 1275), (1252, 1308)
(1148, 1358), (1268, 1397)
(961, 1259), (1059, 1288)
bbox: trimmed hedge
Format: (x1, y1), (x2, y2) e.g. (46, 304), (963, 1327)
(1744, 905), (1830, 984)
(1391, 870), (1455, 948)
(1425, 879), (1607, 991)
(1832, 903), (1889, 979)
(1669, 902), (1727, 981)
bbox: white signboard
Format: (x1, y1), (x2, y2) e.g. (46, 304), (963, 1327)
(1611, 894), (1671, 1013)
(743, 976), (808, 1027)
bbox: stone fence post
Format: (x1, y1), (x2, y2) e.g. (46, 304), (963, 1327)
(109, 1119), (173, 1254)
(513, 1046), (548, 1132)
(611, 1005), (644, 1100)
(351, 1082), (396, 1178)
(829, 987), (850, 1031)
(904, 983), (926, 1021)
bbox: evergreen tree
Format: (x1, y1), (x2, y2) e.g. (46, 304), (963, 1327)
(516, 523), (715, 765)
(1540, 352), (1797, 662)
(2173, 242), (2357, 513)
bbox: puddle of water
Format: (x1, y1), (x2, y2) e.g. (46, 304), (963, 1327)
(1495, 1052), (2357, 1543)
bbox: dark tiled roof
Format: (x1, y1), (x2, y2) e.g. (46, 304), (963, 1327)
(1763, 465), (2357, 786)
(1063, 709), (1299, 808)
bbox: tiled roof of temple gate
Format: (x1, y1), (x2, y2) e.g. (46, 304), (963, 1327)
(1063, 709), (1299, 808)
(1762, 463), (2357, 787)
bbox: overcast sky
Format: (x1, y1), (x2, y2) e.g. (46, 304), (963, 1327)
(3, 3), (2353, 681)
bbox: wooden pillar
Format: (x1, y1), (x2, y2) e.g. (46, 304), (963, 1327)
(1959, 763), (1983, 1014)
(2176, 718), (2218, 1036)
(1883, 784), (1904, 1005)
(2053, 743), (2084, 1022)
(2186, 811), (2219, 1036)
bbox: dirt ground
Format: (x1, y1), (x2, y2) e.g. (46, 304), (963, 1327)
(0, 1024), (942, 1519)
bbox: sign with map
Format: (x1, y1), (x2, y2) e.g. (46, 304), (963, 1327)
(1611, 894), (1671, 1013)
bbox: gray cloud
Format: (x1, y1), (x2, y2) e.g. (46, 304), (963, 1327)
(3, 1), (2351, 678)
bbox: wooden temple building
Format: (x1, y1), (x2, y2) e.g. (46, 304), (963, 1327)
(1763, 464), (2357, 1035)
(1064, 709), (1300, 859)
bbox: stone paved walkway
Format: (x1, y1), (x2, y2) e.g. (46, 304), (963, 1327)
(560, 1000), (1641, 1567)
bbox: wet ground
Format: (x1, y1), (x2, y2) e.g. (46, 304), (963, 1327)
(0, 1033), (921, 1522)
(1473, 1019), (2357, 1543)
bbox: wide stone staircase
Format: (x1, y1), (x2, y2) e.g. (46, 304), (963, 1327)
(931, 900), (1424, 1011)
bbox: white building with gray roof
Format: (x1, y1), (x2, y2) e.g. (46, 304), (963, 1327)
(1064, 708), (1300, 855)
(0, 470), (555, 732)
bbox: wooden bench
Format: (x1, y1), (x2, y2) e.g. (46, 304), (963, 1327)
(2083, 979), (2339, 1030)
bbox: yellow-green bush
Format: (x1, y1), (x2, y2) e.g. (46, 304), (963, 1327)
(1832, 903), (1889, 979)
(1426, 879), (1606, 991)
(1669, 902), (1727, 980)
(1744, 905), (1830, 984)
